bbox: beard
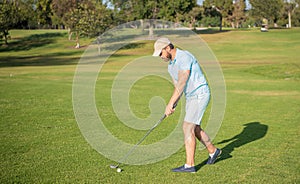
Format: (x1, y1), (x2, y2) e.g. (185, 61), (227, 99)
(162, 52), (172, 62)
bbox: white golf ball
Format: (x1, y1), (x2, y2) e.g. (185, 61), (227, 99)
(117, 168), (122, 173)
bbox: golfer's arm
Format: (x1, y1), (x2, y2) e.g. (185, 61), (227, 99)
(168, 70), (190, 106)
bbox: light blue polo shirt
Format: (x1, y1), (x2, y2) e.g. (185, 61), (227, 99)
(168, 48), (209, 98)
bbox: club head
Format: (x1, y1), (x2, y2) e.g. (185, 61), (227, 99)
(110, 164), (118, 169)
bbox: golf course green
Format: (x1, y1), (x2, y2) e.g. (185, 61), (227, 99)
(0, 28), (299, 183)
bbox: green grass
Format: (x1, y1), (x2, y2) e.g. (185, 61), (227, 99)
(1, 28), (300, 183)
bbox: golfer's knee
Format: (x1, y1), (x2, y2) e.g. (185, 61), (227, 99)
(183, 122), (196, 140)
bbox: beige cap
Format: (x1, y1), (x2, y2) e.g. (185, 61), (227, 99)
(152, 37), (171, 56)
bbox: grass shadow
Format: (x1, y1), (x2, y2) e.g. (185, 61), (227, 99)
(0, 32), (85, 67)
(195, 160), (207, 172)
(0, 32), (66, 52)
(193, 28), (231, 34)
(216, 122), (268, 162)
(195, 122), (268, 171)
(101, 42), (147, 53)
(154, 28), (230, 36)
(0, 52), (82, 67)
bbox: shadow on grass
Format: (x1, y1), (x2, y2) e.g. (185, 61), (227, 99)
(0, 32), (84, 67)
(193, 28), (231, 34)
(0, 32), (66, 52)
(0, 52), (82, 67)
(101, 41), (147, 54)
(154, 28), (230, 36)
(195, 122), (268, 171)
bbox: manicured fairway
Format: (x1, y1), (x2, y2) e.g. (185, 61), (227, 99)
(0, 28), (299, 183)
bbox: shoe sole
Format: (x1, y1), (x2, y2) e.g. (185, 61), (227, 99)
(172, 170), (196, 173)
(171, 166), (196, 173)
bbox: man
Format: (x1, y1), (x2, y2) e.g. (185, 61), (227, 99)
(153, 37), (221, 173)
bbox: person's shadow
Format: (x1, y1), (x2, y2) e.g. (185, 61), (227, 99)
(195, 122), (268, 171)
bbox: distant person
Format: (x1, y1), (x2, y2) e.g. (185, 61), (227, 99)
(153, 37), (221, 173)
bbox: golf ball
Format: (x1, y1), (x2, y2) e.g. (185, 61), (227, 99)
(117, 168), (122, 173)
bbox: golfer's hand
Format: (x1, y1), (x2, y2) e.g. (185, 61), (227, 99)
(165, 103), (175, 117)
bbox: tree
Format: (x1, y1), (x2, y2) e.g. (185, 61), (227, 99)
(203, 0), (234, 31)
(185, 6), (203, 29)
(0, 0), (37, 44)
(249, 0), (283, 27)
(21, 1), (37, 29)
(293, 0), (300, 26)
(108, 0), (142, 24)
(52, 0), (80, 40)
(108, 0), (197, 37)
(283, 0), (299, 28)
(157, 0), (176, 22)
(107, 0), (157, 37)
(229, 0), (246, 28)
(76, 1), (113, 38)
(171, 0), (197, 23)
(35, 0), (53, 28)
(52, 0), (113, 48)
(0, 0), (28, 45)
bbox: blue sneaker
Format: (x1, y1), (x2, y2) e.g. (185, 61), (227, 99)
(206, 148), (222, 164)
(171, 165), (196, 173)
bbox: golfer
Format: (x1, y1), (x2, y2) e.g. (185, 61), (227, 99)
(153, 37), (221, 173)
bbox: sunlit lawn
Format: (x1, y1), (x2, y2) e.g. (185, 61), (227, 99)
(0, 28), (299, 183)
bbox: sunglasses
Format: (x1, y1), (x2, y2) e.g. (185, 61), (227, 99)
(159, 46), (168, 57)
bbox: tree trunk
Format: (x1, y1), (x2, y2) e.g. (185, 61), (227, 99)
(3, 30), (8, 45)
(68, 28), (72, 41)
(219, 16), (223, 31)
(149, 20), (154, 39)
(231, 22), (235, 28)
(4, 34), (8, 45)
(140, 19), (144, 30)
(288, 10), (292, 28)
(75, 32), (80, 49)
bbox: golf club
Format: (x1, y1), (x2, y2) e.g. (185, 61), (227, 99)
(110, 98), (180, 172)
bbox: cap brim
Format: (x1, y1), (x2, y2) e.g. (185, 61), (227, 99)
(152, 49), (161, 57)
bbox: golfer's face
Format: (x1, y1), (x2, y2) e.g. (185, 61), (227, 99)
(159, 48), (171, 62)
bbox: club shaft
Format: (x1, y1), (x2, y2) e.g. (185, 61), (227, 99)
(113, 97), (180, 167)
(115, 114), (166, 166)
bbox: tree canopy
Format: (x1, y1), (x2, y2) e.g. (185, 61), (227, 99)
(249, 0), (283, 25)
(1, 0), (300, 46)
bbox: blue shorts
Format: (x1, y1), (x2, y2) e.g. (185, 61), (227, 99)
(184, 87), (210, 125)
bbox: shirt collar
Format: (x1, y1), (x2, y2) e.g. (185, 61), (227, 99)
(169, 58), (176, 65)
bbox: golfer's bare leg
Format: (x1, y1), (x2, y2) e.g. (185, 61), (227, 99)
(183, 121), (197, 166)
(195, 125), (216, 154)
